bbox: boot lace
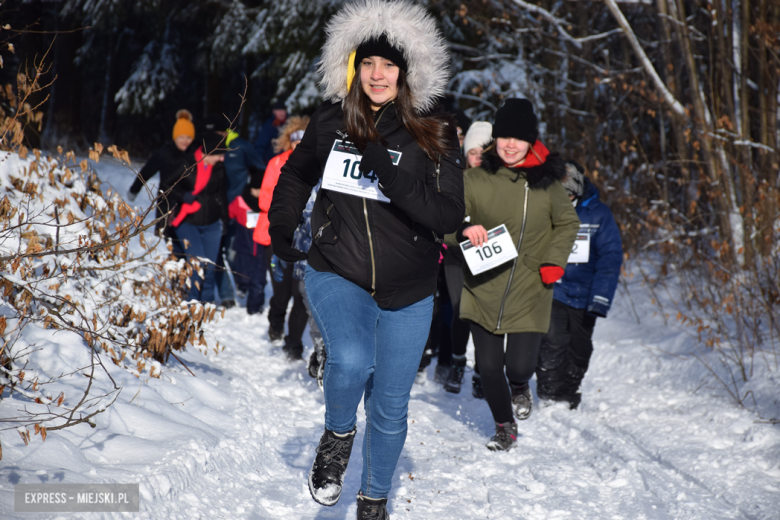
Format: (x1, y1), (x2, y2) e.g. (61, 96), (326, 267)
(316, 433), (352, 470)
(360, 501), (387, 520)
(450, 364), (465, 384)
(491, 424), (516, 444)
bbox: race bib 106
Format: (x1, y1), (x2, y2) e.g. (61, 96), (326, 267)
(321, 140), (401, 203)
(460, 224), (519, 276)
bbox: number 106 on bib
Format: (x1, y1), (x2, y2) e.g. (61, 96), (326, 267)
(460, 224), (518, 276)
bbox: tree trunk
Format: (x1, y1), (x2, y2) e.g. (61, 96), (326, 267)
(98, 29), (117, 146)
(672, 0), (742, 265)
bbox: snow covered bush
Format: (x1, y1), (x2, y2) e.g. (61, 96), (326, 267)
(0, 147), (223, 448)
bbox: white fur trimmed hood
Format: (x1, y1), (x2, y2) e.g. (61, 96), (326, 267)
(318, 0), (450, 114)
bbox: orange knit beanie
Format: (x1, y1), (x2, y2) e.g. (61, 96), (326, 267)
(172, 109), (195, 140)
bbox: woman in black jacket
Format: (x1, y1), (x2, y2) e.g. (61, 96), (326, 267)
(268, 1), (464, 517)
(170, 132), (229, 303)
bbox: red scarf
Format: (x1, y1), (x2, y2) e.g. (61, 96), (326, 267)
(502, 140), (550, 169)
(172, 148), (213, 227)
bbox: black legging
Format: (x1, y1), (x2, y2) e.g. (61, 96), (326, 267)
(470, 322), (542, 424)
(443, 259), (471, 360)
(267, 251), (308, 352)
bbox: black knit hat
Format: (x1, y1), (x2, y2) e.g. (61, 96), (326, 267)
(201, 131), (226, 155)
(492, 98), (538, 144)
(202, 114), (226, 133)
(354, 33), (408, 72)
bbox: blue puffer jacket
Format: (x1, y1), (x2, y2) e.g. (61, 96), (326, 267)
(224, 134), (265, 204)
(292, 182), (321, 280)
(554, 178), (623, 317)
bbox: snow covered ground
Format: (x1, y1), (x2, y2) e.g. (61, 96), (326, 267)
(1, 158), (778, 519)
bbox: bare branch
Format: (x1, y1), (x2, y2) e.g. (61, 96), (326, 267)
(602, 0), (686, 116)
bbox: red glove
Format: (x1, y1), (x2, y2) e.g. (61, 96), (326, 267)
(540, 264), (564, 285)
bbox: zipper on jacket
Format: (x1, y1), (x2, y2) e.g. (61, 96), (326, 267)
(362, 101), (393, 296)
(495, 183), (530, 332)
(363, 198), (376, 295)
(314, 221), (331, 240)
(435, 157), (441, 193)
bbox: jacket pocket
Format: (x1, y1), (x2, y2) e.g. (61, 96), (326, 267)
(313, 202), (340, 245)
(523, 254), (543, 272)
(411, 222), (435, 254)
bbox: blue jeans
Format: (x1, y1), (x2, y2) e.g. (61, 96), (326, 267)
(304, 264), (433, 499)
(175, 220), (223, 302)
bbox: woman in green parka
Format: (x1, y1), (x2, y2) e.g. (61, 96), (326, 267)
(448, 99), (580, 451)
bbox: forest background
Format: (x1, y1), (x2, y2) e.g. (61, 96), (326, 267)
(1, 0), (779, 413)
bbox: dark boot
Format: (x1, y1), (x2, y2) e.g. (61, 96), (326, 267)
(434, 363), (451, 384)
(356, 492), (390, 519)
(308, 351), (320, 378)
(443, 358), (466, 394)
(471, 374), (485, 400)
(283, 344), (303, 362)
(309, 428), (356, 506)
(486, 421), (517, 451)
(510, 382), (533, 420)
(268, 326), (284, 347)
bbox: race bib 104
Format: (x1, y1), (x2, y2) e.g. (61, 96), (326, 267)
(321, 140), (401, 203)
(460, 224), (519, 276)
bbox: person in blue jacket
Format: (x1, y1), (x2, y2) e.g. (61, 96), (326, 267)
(535, 160), (623, 409)
(203, 115), (266, 309)
(253, 100), (287, 165)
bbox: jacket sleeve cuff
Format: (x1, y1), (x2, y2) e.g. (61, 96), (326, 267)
(454, 221), (471, 243)
(587, 296), (611, 318)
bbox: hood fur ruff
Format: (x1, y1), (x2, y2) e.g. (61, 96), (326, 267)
(318, 0), (449, 114)
(481, 150), (567, 191)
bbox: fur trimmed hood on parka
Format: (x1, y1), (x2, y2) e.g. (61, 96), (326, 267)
(480, 145), (567, 191)
(318, 0), (449, 114)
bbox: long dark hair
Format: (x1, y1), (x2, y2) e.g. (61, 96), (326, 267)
(343, 65), (454, 160)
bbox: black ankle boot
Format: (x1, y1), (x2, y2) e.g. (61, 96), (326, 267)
(356, 492), (390, 519)
(308, 428), (356, 506)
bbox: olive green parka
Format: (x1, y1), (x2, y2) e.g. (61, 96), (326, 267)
(446, 148), (580, 334)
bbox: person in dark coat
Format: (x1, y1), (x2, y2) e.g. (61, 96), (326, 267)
(268, 1), (464, 516)
(536, 160), (623, 409)
(253, 100), (288, 165)
(127, 109), (197, 256)
(169, 132), (229, 303)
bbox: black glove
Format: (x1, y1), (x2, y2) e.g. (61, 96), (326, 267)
(269, 224), (308, 262)
(182, 191), (197, 204)
(359, 142), (398, 188)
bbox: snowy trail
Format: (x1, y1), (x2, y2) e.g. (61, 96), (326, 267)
(122, 298), (778, 520)
(1, 160), (778, 519)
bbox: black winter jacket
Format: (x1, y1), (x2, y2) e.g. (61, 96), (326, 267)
(269, 101), (465, 308)
(169, 152), (229, 228)
(130, 142), (193, 198)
